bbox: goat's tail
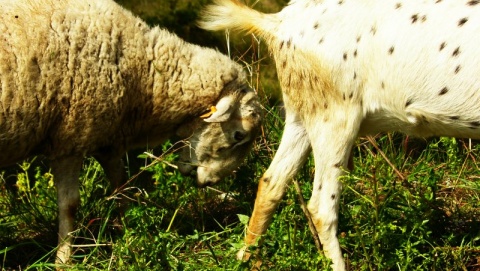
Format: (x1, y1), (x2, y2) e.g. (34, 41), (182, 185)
(198, 0), (277, 41)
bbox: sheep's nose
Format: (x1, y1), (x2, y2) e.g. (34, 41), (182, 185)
(177, 162), (197, 176)
(197, 179), (213, 188)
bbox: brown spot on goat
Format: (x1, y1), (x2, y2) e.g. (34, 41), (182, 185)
(439, 87), (449, 95)
(439, 42), (447, 51)
(449, 116), (460, 120)
(411, 14), (419, 23)
(388, 46), (395, 54)
(331, 194), (336, 200)
(455, 65), (461, 74)
(469, 121), (480, 128)
(458, 17), (469, 26)
(395, 2), (402, 9)
(343, 52), (348, 61)
(467, 0), (480, 5)
(452, 47), (461, 57)
(406, 99), (413, 107)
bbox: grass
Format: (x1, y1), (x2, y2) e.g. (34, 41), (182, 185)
(2, 2), (480, 270)
(1, 104), (480, 270)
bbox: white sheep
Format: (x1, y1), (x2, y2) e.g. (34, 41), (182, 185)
(199, 0), (480, 270)
(0, 0), (262, 266)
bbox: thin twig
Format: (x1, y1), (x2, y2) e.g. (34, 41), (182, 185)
(71, 243), (111, 248)
(293, 179), (322, 253)
(366, 135), (405, 181)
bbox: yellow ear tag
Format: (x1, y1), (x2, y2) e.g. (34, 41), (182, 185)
(200, 106), (217, 118)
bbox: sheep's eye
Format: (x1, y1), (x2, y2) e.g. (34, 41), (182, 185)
(239, 86), (249, 94)
(234, 131), (246, 141)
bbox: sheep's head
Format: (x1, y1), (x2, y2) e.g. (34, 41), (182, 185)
(176, 82), (262, 188)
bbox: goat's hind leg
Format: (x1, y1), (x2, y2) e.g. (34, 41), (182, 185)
(305, 109), (362, 271)
(51, 157), (83, 266)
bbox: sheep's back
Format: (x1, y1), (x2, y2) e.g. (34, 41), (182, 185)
(0, 0), (151, 164)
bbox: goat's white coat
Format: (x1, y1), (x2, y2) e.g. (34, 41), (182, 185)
(199, 0), (480, 270)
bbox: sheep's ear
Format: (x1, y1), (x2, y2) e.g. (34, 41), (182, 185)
(203, 96), (234, 123)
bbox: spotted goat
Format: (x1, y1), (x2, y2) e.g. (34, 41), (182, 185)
(199, 0), (480, 270)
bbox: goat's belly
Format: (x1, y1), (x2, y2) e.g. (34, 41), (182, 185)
(359, 108), (480, 139)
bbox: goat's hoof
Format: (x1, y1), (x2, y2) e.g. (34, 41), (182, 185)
(236, 246), (252, 261)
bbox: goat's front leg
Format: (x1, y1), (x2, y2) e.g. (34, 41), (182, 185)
(51, 157), (83, 266)
(305, 108), (362, 271)
(238, 113), (311, 260)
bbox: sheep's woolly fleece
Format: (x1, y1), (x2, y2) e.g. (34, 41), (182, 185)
(0, 0), (244, 165)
